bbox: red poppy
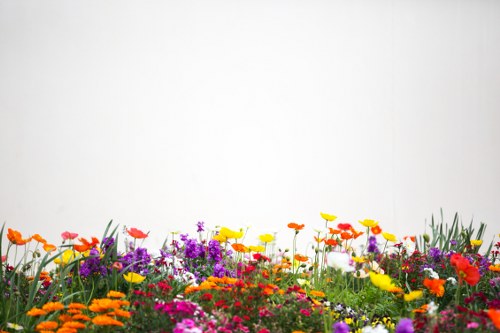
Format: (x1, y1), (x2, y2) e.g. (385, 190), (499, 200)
(337, 223), (352, 231)
(450, 253), (480, 286)
(127, 227), (148, 239)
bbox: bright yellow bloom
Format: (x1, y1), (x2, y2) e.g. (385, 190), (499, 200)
(404, 290), (423, 301)
(249, 245), (265, 253)
(259, 233), (274, 243)
(359, 219), (378, 228)
(320, 212), (337, 222)
(470, 239), (483, 247)
(212, 233), (227, 243)
(219, 227), (244, 239)
(382, 232), (397, 242)
(352, 256), (366, 263)
(54, 249), (76, 265)
(123, 272), (145, 284)
(369, 272), (400, 292)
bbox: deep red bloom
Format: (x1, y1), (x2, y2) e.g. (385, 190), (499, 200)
(337, 223), (352, 231)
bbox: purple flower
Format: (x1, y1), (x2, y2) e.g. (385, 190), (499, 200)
(428, 247), (442, 262)
(395, 318), (414, 333)
(184, 238), (204, 259)
(80, 248), (108, 278)
(120, 247), (151, 275)
(367, 236), (379, 253)
(333, 321), (350, 333)
(196, 221), (205, 233)
(208, 239), (222, 262)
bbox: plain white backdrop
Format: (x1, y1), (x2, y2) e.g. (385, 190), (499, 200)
(1, 1), (499, 253)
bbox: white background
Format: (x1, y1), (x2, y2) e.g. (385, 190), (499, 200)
(1, 1), (499, 254)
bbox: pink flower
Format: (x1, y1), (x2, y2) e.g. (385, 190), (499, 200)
(299, 308), (311, 317)
(111, 262), (123, 270)
(61, 231), (79, 240)
(466, 322), (479, 329)
(1, 255), (6, 263)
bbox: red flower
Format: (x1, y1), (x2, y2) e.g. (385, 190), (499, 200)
(371, 225), (382, 235)
(127, 227), (148, 239)
(288, 222), (305, 231)
(201, 293), (213, 301)
(337, 223), (352, 231)
(61, 231), (79, 240)
(450, 253), (480, 286)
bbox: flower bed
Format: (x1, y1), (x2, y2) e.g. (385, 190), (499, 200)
(1, 213), (499, 332)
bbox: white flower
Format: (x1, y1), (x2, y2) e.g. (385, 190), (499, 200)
(297, 278), (310, 287)
(427, 301), (438, 315)
(362, 324), (388, 333)
(423, 267), (440, 279)
(326, 252), (355, 273)
(447, 277), (457, 285)
(7, 323), (24, 331)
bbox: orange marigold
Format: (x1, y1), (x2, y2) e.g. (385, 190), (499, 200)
(423, 278), (446, 297)
(68, 303), (87, 310)
(310, 290), (326, 298)
(36, 321), (58, 330)
(42, 302), (65, 312)
(61, 321), (86, 329)
(27, 307), (48, 316)
(71, 314), (91, 322)
(92, 315), (124, 327)
(107, 290), (126, 298)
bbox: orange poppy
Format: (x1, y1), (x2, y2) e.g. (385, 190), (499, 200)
(294, 254), (309, 262)
(328, 228), (341, 234)
(232, 243), (249, 253)
(403, 235), (416, 242)
(288, 222), (305, 231)
(43, 243), (57, 252)
(351, 229), (364, 239)
(32, 234), (47, 244)
(488, 308), (500, 329)
(127, 227), (148, 239)
(7, 228), (32, 245)
(371, 226), (382, 235)
(340, 232), (353, 240)
(324, 238), (338, 246)
(73, 237), (99, 252)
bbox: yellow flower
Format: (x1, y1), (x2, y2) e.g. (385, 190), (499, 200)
(382, 232), (397, 242)
(369, 272), (400, 292)
(212, 233), (227, 243)
(320, 212), (337, 221)
(123, 272), (145, 284)
(404, 290), (423, 302)
(470, 239), (483, 247)
(249, 245), (265, 253)
(219, 227), (244, 239)
(352, 256), (366, 263)
(359, 219), (378, 228)
(259, 233), (274, 243)
(54, 249), (76, 265)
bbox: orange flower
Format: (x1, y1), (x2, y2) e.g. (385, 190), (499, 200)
(36, 321), (58, 330)
(92, 315), (124, 327)
(43, 243), (56, 252)
(310, 290), (325, 298)
(68, 303), (86, 310)
(294, 254), (309, 262)
(288, 222), (305, 231)
(32, 234), (47, 244)
(62, 321), (86, 329)
(489, 264), (500, 272)
(7, 228), (31, 245)
(488, 308), (500, 329)
(351, 229), (364, 239)
(73, 237), (99, 252)
(72, 314), (91, 321)
(27, 307), (48, 316)
(231, 243), (249, 253)
(423, 278), (446, 297)
(107, 291), (126, 298)
(324, 238), (338, 246)
(340, 232), (352, 240)
(328, 228), (341, 234)
(371, 226), (382, 235)
(403, 235), (416, 242)
(42, 301), (65, 312)
(127, 227), (148, 239)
